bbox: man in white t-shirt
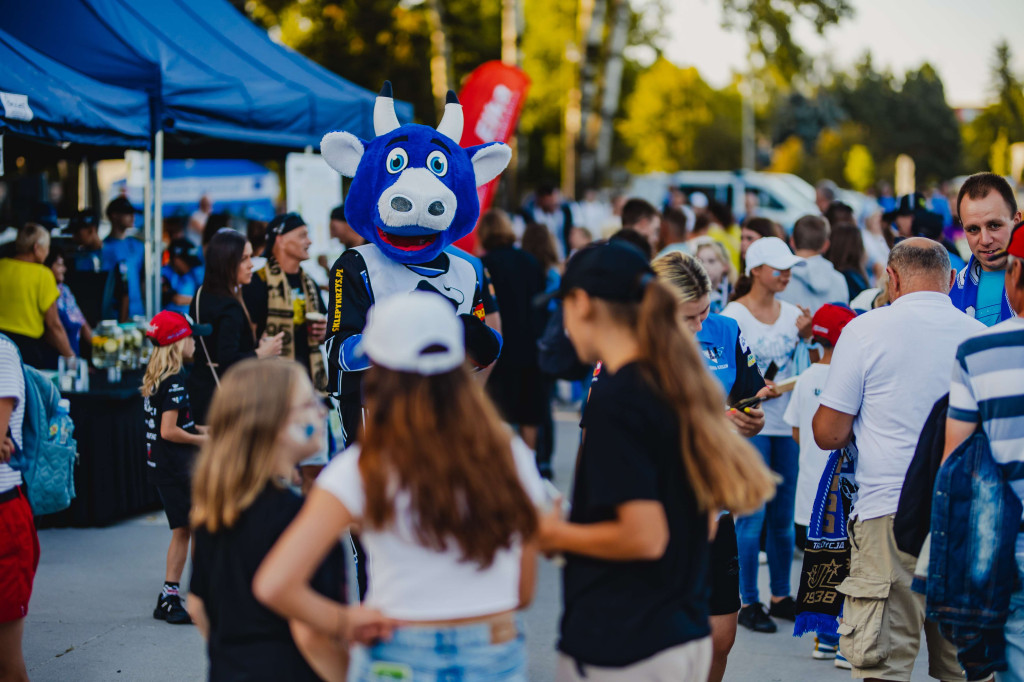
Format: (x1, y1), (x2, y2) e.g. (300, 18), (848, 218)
(813, 238), (983, 681)
(0, 335), (33, 681)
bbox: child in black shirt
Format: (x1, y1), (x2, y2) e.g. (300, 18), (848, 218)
(141, 311), (208, 625)
(537, 242), (777, 680)
(188, 359), (389, 681)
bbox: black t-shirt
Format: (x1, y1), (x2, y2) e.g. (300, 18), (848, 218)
(190, 484), (346, 682)
(143, 370), (198, 485)
(188, 292), (257, 424)
(481, 246), (545, 368)
(242, 270), (326, 374)
(560, 361), (710, 667)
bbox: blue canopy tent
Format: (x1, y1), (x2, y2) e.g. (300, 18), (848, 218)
(0, 0), (413, 148)
(2, 0), (413, 314)
(0, 28), (150, 149)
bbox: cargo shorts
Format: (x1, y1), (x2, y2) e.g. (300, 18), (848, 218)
(837, 514), (964, 682)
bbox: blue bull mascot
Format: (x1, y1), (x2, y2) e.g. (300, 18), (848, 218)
(322, 82), (510, 445)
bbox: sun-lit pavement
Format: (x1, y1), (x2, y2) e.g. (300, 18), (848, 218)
(24, 410), (932, 681)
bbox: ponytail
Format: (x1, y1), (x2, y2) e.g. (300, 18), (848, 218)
(731, 273), (753, 301)
(611, 280), (776, 514)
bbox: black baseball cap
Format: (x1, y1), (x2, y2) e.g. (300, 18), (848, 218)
(168, 238), (202, 267)
(63, 209), (100, 234)
(106, 196), (137, 216)
(265, 212), (307, 253)
(547, 240), (655, 303)
(884, 192), (927, 221)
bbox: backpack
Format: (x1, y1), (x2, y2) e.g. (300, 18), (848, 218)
(4, 336), (78, 516)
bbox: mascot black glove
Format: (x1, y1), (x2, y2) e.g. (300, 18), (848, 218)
(460, 313), (501, 369)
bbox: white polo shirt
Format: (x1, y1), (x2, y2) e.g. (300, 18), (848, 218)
(818, 291), (985, 521)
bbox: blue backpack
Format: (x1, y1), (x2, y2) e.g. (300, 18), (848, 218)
(3, 336), (78, 516)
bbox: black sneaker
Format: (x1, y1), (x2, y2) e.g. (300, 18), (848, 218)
(738, 603), (777, 633)
(154, 593), (192, 625)
(769, 596), (797, 621)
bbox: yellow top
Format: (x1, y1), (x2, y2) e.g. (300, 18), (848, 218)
(0, 258), (60, 338)
(707, 223), (742, 273)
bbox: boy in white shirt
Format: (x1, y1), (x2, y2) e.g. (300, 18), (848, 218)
(783, 302), (857, 667)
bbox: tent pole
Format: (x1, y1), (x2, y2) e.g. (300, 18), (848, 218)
(143, 147), (154, 318)
(151, 130), (165, 320)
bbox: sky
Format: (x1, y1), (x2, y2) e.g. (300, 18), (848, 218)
(660, 0), (1024, 106)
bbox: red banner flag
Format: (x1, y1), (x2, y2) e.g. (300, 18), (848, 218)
(453, 61), (530, 254)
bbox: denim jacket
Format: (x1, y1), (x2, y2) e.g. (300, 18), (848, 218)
(928, 431), (1021, 628)
(927, 431), (1021, 679)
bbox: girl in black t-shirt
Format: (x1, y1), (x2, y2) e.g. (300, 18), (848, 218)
(141, 311), (208, 626)
(187, 358), (388, 682)
(537, 242), (777, 680)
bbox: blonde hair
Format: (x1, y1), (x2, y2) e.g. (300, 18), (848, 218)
(140, 339), (187, 398)
(15, 223), (49, 256)
(691, 236), (737, 285)
(191, 359), (306, 533)
(594, 281), (776, 514)
(652, 251), (711, 304)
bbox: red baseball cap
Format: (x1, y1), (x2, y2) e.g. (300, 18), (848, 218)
(146, 311), (211, 347)
(1008, 221), (1024, 259)
(811, 303), (857, 347)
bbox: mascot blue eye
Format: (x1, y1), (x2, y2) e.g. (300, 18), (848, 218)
(426, 150), (449, 177)
(386, 148), (408, 174)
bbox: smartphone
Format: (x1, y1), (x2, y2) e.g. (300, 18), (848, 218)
(763, 361), (780, 382)
(732, 395), (763, 411)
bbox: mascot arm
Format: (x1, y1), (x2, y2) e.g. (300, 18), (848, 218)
(461, 312), (502, 370)
(326, 251), (374, 393)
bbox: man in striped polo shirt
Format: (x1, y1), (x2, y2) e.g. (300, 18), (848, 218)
(944, 220), (1024, 680)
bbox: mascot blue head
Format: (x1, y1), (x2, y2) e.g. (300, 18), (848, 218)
(321, 82), (512, 265)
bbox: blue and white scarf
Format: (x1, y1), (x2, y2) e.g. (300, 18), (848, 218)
(794, 444), (858, 638)
(949, 256), (1014, 322)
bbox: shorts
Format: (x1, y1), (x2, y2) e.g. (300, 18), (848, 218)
(556, 637), (712, 682)
(486, 362), (546, 426)
(0, 488), (40, 623)
(838, 515), (963, 681)
(157, 482), (192, 530)
(709, 513), (741, 616)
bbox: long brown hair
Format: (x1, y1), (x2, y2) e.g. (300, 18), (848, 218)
(600, 281), (776, 514)
(825, 223), (868, 280)
(191, 359), (306, 532)
(359, 364), (538, 567)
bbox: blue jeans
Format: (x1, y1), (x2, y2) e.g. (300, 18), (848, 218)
(998, 553), (1024, 682)
(349, 618), (527, 682)
(735, 435), (798, 606)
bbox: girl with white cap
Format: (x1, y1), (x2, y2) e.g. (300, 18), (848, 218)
(255, 291), (545, 681)
(722, 236), (813, 635)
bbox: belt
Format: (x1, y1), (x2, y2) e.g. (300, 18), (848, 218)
(0, 486), (21, 504)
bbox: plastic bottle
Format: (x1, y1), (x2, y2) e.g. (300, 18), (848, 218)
(55, 399), (73, 446)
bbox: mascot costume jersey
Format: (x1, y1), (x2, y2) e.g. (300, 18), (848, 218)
(322, 82), (509, 444)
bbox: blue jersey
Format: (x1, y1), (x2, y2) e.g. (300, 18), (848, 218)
(695, 313), (764, 405)
(101, 236), (145, 317)
(160, 265), (202, 315)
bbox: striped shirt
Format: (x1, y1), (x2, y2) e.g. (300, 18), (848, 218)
(949, 316), (1024, 536)
(0, 336), (26, 493)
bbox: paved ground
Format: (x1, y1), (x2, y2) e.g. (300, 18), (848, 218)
(24, 412), (934, 681)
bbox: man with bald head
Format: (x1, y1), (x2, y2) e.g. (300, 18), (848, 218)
(812, 238), (983, 681)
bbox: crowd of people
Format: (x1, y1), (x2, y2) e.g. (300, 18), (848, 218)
(1, 168), (1024, 682)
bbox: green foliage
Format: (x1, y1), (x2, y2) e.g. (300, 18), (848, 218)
(768, 135), (807, 175)
(720, 0), (853, 81)
(617, 59), (741, 173)
(962, 41), (1024, 173)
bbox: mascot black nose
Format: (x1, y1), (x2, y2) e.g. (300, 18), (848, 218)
(390, 196), (413, 212)
(427, 201), (446, 216)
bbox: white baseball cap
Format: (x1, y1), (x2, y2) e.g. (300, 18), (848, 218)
(359, 292), (464, 375)
(744, 236), (805, 275)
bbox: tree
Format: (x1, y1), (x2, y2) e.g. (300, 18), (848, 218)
(617, 59), (741, 173)
(768, 135), (807, 175)
(844, 144), (875, 191)
(963, 41), (1024, 173)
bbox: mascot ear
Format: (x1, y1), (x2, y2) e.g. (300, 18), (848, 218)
(320, 132), (365, 178)
(468, 142), (512, 187)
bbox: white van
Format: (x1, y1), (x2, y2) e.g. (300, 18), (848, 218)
(627, 170), (820, 233)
